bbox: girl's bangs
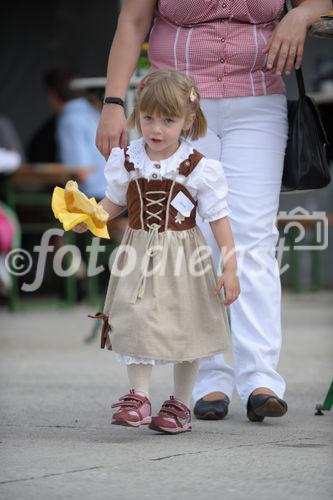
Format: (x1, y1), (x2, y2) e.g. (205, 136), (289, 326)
(139, 83), (184, 117)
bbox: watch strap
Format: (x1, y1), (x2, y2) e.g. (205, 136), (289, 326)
(103, 96), (125, 107)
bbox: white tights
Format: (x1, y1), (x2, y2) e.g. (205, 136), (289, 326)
(127, 361), (199, 407)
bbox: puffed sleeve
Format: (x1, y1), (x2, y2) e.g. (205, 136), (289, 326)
(104, 148), (128, 206)
(191, 158), (230, 222)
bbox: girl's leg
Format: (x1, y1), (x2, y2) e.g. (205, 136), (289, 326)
(173, 361), (199, 406)
(127, 363), (153, 397)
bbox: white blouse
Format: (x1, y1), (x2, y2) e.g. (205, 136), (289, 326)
(104, 138), (230, 222)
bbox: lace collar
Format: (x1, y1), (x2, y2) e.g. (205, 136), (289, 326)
(126, 137), (194, 174)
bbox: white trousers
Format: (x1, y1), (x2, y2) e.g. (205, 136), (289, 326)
(191, 94), (288, 407)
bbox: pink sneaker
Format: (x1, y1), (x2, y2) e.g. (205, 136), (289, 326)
(149, 396), (192, 434)
(111, 389), (152, 427)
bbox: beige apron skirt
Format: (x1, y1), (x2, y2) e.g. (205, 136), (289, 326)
(102, 225), (230, 362)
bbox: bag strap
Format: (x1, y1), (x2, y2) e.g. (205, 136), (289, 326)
(295, 68), (306, 97)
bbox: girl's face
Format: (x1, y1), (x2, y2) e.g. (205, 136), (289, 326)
(139, 110), (194, 161)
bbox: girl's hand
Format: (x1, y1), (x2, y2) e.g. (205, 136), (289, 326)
(73, 222), (88, 233)
(263, 8), (309, 75)
(215, 269), (240, 306)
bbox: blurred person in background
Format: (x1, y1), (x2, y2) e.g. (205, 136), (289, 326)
(30, 68), (107, 201)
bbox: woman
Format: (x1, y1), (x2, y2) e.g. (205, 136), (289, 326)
(95, 0), (331, 422)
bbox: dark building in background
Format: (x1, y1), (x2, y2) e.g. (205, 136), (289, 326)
(0, 1), (120, 147)
(1, 2), (332, 150)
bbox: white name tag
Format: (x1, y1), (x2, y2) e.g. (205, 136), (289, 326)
(170, 191), (194, 218)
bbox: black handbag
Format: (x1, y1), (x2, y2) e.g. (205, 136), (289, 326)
(281, 67), (331, 191)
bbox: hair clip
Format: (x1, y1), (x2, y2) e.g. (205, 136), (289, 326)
(189, 87), (197, 102)
(138, 79), (146, 90)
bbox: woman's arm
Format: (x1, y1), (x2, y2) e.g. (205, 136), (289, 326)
(291, 0), (332, 21)
(96, 0), (157, 159)
(264, 0), (332, 75)
(210, 217), (240, 306)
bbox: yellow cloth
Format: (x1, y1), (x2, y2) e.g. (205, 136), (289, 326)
(51, 186), (110, 239)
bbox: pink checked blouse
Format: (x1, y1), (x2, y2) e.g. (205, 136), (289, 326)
(148, 0), (286, 98)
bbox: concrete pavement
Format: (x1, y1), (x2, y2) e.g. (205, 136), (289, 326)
(1, 292), (332, 500)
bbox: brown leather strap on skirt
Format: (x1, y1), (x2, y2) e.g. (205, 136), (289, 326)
(88, 312), (111, 349)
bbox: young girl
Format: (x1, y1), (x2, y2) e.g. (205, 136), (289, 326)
(74, 69), (240, 434)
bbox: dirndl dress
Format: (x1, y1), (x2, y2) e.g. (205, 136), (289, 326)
(94, 148), (230, 363)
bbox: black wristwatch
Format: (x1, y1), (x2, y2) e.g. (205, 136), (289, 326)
(103, 96), (125, 107)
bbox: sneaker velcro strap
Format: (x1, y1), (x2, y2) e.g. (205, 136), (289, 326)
(119, 392), (148, 403)
(111, 400), (141, 409)
(161, 407), (188, 419)
(111, 391), (148, 409)
(161, 401), (189, 419)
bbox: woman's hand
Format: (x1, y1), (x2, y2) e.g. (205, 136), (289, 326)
(263, 8), (310, 75)
(215, 269), (240, 306)
(72, 222), (88, 233)
(96, 105), (128, 160)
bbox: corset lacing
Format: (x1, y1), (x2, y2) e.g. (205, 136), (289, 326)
(130, 189), (168, 304)
(144, 190), (167, 230)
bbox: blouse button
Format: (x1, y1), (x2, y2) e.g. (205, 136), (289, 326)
(220, 58), (225, 64)
(184, 160), (191, 167)
(221, 38), (225, 43)
(154, 163), (161, 169)
(222, 2), (227, 7)
(217, 77), (222, 82)
(151, 173), (158, 179)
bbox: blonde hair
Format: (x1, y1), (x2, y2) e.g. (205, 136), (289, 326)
(128, 69), (207, 140)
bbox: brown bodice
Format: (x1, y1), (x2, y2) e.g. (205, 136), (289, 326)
(125, 149), (204, 232)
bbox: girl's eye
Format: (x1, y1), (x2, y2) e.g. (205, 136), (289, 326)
(164, 118), (175, 124)
(143, 115), (152, 121)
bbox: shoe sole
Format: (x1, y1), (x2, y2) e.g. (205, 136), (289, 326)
(254, 398), (288, 418)
(194, 411), (227, 421)
(248, 398), (288, 422)
(111, 416), (152, 427)
(148, 422), (192, 434)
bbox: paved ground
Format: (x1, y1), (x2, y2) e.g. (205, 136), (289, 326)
(0, 292), (332, 500)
